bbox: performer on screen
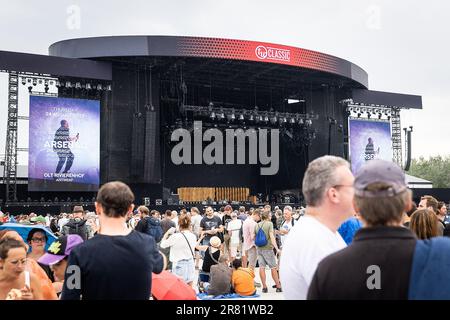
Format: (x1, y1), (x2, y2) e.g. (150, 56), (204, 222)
(53, 120), (79, 174)
(364, 137), (380, 161)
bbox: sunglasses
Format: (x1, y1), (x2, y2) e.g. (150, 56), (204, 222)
(31, 238), (45, 243)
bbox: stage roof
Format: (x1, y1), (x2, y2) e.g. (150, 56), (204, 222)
(49, 35), (368, 88)
(0, 50), (111, 80)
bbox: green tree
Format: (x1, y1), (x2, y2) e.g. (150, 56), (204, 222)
(408, 156), (450, 188)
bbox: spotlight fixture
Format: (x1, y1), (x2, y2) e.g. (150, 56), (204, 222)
(306, 119), (312, 126)
(263, 115), (269, 122)
(239, 114), (245, 121)
(97, 84), (102, 90)
(66, 81), (72, 88)
(106, 84), (112, 91)
(86, 83), (92, 90)
(378, 113), (382, 119)
(249, 114), (254, 121)
(21, 78), (26, 85)
(210, 111), (216, 119)
(55, 80), (61, 87)
(75, 82), (81, 89)
(44, 84), (49, 93)
(367, 113), (371, 119)
(28, 86), (33, 93)
(32, 78), (37, 86)
(290, 117), (296, 124)
(298, 118), (304, 125)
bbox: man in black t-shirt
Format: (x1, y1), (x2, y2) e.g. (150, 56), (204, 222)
(200, 206), (223, 245)
(221, 205), (233, 256)
(61, 181), (166, 300)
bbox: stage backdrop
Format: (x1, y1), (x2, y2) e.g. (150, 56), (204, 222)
(348, 118), (393, 174)
(28, 96), (100, 191)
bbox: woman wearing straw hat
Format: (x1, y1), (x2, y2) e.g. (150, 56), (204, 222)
(195, 235), (222, 292)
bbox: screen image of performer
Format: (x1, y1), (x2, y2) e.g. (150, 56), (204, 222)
(53, 120), (79, 173)
(364, 137), (380, 161)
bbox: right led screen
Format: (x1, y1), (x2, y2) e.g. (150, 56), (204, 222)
(348, 118), (393, 174)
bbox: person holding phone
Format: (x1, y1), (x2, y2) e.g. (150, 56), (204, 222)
(53, 120), (78, 174)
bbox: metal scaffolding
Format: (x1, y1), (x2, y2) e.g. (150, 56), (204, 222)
(3, 71), (19, 202)
(391, 107), (403, 168)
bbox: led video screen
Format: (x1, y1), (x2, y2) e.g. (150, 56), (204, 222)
(28, 96), (100, 191)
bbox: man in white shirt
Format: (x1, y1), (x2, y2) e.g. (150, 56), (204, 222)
(280, 155), (355, 299)
(171, 210), (179, 229)
(58, 213), (69, 232)
(278, 206), (295, 248)
(227, 211), (243, 261)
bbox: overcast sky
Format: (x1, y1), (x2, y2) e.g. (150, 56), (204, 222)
(1, 0), (449, 163)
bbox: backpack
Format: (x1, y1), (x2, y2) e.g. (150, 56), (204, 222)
(145, 217), (163, 243)
(255, 222), (268, 247)
(65, 219), (88, 240)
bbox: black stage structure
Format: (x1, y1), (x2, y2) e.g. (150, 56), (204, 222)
(0, 36), (429, 213)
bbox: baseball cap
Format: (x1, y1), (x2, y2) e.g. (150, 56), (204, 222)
(354, 160), (407, 198)
(38, 235), (84, 265)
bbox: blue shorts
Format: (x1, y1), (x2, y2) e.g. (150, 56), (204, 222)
(172, 258), (195, 283)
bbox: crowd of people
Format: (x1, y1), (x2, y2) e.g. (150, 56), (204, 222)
(0, 155), (449, 300)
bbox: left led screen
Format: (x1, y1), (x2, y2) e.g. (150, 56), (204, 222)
(28, 96), (100, 191)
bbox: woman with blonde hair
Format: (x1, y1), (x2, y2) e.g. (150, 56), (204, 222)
(410, 209), (440, 239)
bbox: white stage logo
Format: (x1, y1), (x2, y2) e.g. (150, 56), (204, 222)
(255, 45), (290, 62)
